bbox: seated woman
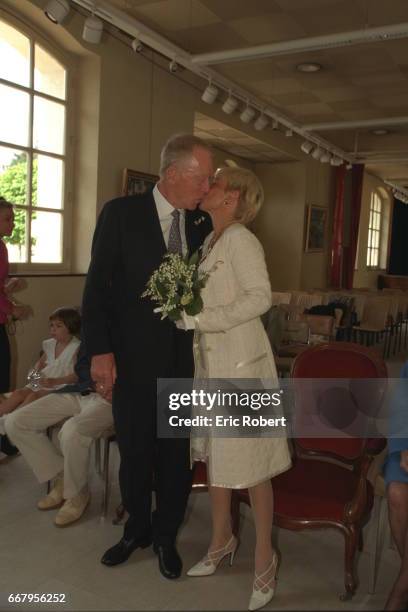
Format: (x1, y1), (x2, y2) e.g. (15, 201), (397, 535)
(0, 307), (80, 417)
(384, 361), (408, 611)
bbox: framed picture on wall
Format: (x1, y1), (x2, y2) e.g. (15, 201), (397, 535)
(122, 169), (158, 196)
(305, 205), (327, 252)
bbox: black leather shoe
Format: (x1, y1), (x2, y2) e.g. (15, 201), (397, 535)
(153, 543), (182, 579)
(101, 535), (152, 566)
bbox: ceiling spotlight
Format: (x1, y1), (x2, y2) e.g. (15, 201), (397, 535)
(296, 62), (322, 73)
(254, 113), (269, 131)
(311, 146), (324, 160)
(301, 141), (314, 154)
(330, 156), (343, 166)
(285, 129), (293, 137)
(346, 163), (353, 170)
(131, 38), (143, 53)
(44, 0), (70, 24)
(169, 60), (180, 73)
(82, 14), (103, 44)
(271, 120), (279, 130)
(320, 151), (331, 163)
(240, 104), (256, 124)
(201, 81), (219, 104)
(222, 93), (238, 114)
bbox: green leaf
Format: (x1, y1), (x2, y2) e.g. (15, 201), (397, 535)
(185, 294), (203, 316)
(168, 308), (181, 322)
(189, 250), (199, 266)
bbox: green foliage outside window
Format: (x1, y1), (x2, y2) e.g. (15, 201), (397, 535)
(0, 153), (37, 253)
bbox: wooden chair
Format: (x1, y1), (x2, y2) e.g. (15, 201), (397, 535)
(352, 296), (392, 357)
(232, 342), (387, 600)
(271, 291), (291, 306)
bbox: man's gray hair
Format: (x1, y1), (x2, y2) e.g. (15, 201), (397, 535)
(159, 133), (212, 178)
(0, 197), (13, 211)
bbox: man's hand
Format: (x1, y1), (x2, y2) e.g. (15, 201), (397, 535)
(91, 353), (117, 400)
(400, 450), (408, 473)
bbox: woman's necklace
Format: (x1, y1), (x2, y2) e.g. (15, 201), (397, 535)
(200, 221), (237, 265)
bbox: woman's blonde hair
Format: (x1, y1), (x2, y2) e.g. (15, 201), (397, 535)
(216, 166), (264, 225)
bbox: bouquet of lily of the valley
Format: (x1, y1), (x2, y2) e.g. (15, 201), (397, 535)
(142, 251), (210, 322)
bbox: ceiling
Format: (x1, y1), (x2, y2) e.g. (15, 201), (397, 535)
(94, 0), (408, 188)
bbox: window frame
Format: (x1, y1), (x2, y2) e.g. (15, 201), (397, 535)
(366, 189), (383, 270)
(0, 8), (74, 274)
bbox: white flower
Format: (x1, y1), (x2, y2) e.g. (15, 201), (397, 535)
(194, 216), (206, 226)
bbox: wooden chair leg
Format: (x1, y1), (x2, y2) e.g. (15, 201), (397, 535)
(341, 524), (359, 600)
(368, 495), (387, 594)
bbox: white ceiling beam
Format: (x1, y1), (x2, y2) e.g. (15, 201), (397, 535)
(303, 117), (408, 131)
(191, 23), (408, 65)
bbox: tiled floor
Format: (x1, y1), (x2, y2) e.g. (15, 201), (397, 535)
(0, 350), (406, 611)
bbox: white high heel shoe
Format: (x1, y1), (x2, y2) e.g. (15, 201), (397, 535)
(248, 551), (279, 611)
(187, 535), (238, 577)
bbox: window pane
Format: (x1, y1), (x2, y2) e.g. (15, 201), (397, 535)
(30, 210), (62, 262)
(0, 147), (28, 205)
(373, 231), (379, 249)
(368, 229), (372, 248)
(33, 154), (63, 209)
(4, 207), (28, 263)
(0, 19), (30, 87)
(33, 96), (65, 154)
(366, 248), (371, 267)
(0, 84), (30, 146)
(34, 44), (66, 100)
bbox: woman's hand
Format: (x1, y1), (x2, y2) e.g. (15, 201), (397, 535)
(39, 377), (59, 388)
(400, 450), (408, 473)
(5, 277), (23, 294)
(175, 311), (197, 331)
(12, 303), (29, 319)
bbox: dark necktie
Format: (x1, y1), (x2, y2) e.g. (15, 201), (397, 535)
(168, 209), (183, 255)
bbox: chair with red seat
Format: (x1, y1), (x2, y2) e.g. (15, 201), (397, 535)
(232, 342), (387, 600)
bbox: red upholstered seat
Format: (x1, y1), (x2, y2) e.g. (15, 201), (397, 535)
(274, 460), (374, 522)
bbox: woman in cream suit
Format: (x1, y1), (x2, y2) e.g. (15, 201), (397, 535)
(177, 167), (291, 611)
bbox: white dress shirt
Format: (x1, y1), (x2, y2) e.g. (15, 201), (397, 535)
(153, 184), (187, 256)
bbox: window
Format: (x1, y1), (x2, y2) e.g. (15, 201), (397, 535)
(0, 17), (68, 267)
(366, 191), (383, 268)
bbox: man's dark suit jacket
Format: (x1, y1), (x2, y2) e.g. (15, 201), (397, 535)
(81, 191), (211, 385)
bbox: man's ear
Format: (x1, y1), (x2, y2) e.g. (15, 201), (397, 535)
(165, 165), (178, 184)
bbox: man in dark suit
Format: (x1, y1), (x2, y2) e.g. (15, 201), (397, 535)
(81, 134), (213, 578)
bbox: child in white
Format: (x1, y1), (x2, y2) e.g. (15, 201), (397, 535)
(0, 307), (81, 417)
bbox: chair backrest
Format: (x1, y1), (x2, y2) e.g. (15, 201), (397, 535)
(291, 342), (387, 460)
(264, 306), (286, 353)
(297, 313), (335, 340)
(281, 319), (310, 345)
(360, 296), (391, 328)
(271, 291), (291, 306)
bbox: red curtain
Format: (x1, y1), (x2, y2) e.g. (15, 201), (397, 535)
(344, 164), (364, 289)
(329, 166), (346, 287)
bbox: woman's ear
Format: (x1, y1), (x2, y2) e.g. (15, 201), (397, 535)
(225, 189), (240, 207)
